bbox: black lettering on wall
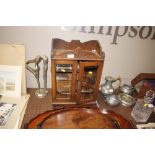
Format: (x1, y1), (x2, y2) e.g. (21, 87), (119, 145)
(139, 26), (152, 39)
(106, 26), (113, 35)
(98, 26), (104, 34)
(74, 26), (155, 45)
(88, 26), (95, 33)
(111, 26), (128, 44)
(128, 26), (139, 38)
(151, 27), (155, 40)
(79, 26), (87, 33)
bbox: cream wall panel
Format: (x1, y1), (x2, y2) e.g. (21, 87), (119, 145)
(0, 26), (154, 88)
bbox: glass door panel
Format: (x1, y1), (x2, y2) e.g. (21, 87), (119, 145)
(80, 66), (98, 100)
(78, 61), (103, 103)
(56, 64), (73, 99)
(53, 61), (77, 102)
(56, 64), (72, 73)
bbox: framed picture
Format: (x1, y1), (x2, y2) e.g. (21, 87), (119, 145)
(0, 65), (22, 98)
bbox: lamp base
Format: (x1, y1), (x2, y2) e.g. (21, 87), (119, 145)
(35, 89), (48, 98)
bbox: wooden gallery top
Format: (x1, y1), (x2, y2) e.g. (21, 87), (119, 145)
(51, 39), (105, 105)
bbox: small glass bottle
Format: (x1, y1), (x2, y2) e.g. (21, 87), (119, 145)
(131, 90), (155, 123)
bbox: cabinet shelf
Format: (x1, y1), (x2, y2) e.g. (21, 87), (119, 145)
(81, 89), (94, 93)
(56, 71), (72, 73)
(56, 79), (72, 81)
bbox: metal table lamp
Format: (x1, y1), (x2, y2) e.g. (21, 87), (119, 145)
(26, 55), (48, 98)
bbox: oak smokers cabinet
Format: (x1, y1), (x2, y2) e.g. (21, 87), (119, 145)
(51, 39), (105, 105)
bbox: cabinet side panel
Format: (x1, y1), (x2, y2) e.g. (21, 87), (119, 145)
(93, 61), (104, 99)
(51, 60), (56, 99)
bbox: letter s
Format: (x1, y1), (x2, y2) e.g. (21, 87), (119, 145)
(128, 26), (139, 38)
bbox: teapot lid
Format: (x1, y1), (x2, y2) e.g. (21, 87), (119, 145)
(105, 76), (113, 81)
(121, 84), (132, 89)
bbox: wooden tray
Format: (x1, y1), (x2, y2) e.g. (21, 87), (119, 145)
(27, 105), (134, 129)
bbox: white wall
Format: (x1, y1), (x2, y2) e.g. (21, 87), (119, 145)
(0, 26), (155, 88)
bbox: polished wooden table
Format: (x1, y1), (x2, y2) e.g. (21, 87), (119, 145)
(21, 89), (155, 128)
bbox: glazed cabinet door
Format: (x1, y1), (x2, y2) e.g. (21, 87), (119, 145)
(52, 60), (77, 104)
(77, 61), (103, 104)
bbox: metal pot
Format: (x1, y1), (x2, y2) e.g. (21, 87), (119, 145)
(100, 76), (121, 95)
(120, 84), (134, 94)
(119, 93), (136, 107)
(105, 94), (120, 106)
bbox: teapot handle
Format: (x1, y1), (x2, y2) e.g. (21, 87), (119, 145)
(117, 76), (122, 88)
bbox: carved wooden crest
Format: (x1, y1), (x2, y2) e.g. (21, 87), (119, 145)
(51, 39), (105, 60)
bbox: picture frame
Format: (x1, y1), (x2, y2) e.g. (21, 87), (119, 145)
(0, 65), (22, 98)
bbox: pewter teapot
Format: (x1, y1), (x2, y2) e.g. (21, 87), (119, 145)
(120, 84), (134, 94)
(100, 76), (121, 95)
